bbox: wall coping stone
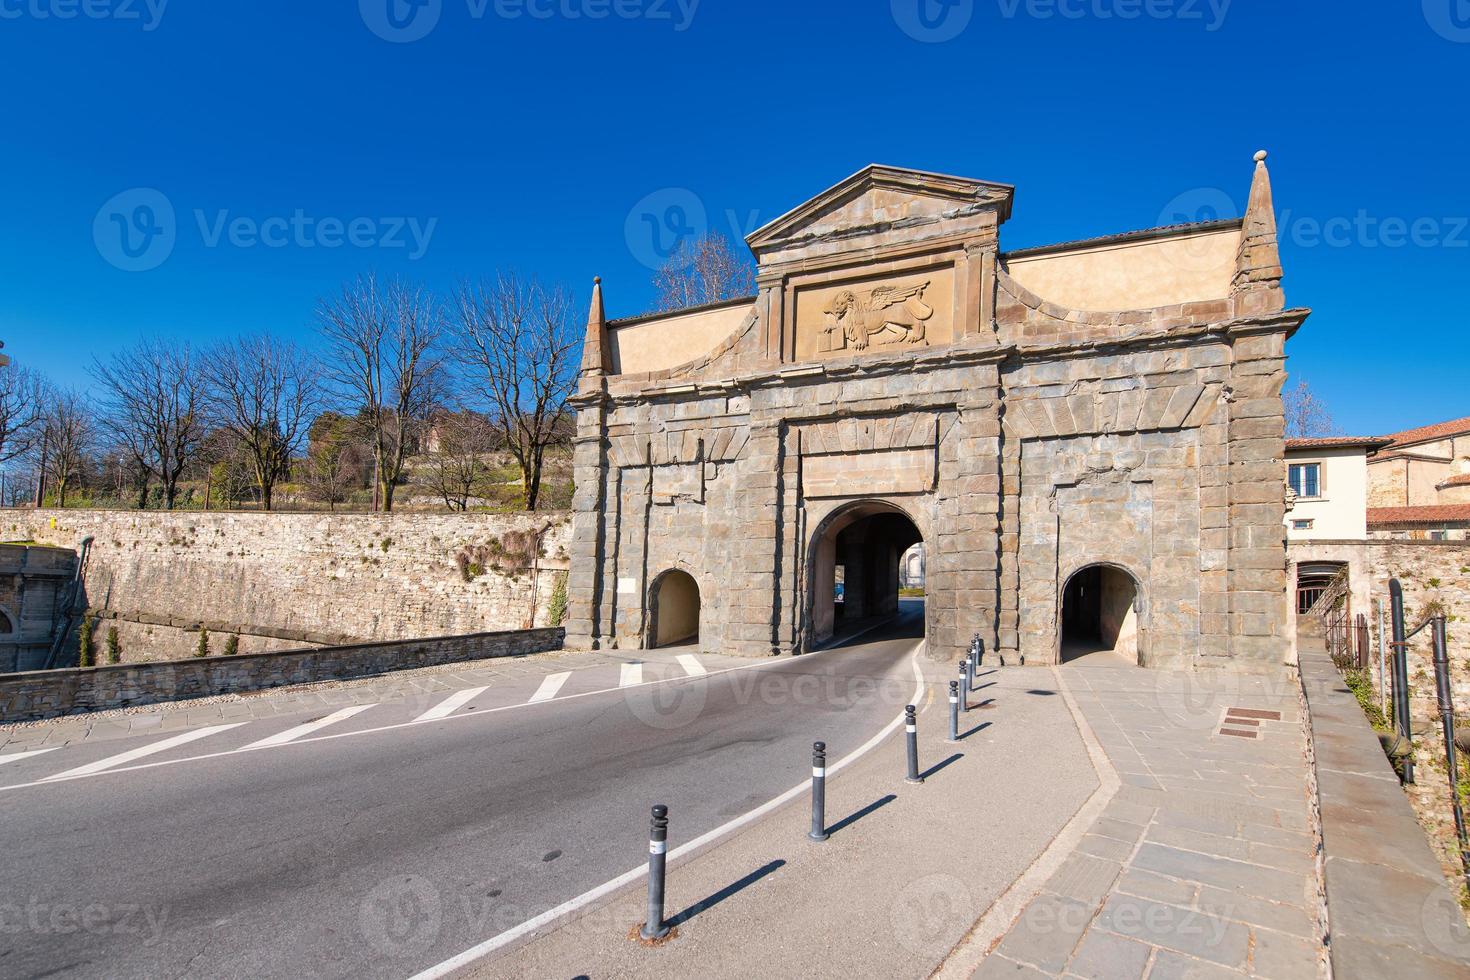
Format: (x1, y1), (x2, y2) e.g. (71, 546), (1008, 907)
(1298, 635), (1470, 976)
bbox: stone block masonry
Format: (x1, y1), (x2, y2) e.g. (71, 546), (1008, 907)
(0, 627), (564, 723)
(3, 510), (570, 665)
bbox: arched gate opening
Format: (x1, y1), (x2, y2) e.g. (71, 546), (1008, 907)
(648, 569), (701, 648)
(1061, 564), (1141, 664)
(806, 501), (924, 649)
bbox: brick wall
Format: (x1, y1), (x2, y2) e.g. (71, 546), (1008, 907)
(0, 626), (565, 723)
(3, 510), (570, 665)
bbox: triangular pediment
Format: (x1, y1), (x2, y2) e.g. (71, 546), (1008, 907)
(746, 164), (1014, 256)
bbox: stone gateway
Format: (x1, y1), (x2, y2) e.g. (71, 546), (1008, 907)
(567, 157), (1305, 672)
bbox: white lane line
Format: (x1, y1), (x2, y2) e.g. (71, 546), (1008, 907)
(415, 687), (490, 723)
(244, 705), (376, 749)
(619, 662), (643, 687)
(0, 631), (912, 792)
(407, 643), (928, 980)
(528, 672), (571, 704)
(44, 724), (245, 781)
(675, 654), (705, 677)
(0, 747), (60, 766)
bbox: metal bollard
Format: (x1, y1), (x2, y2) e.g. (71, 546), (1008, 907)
(958, 662), (969, 713)
(904, 704), (923, 784)
(966, 653), (976, 692)
(640, 804), (671, 940)
(809, 741), (829, 841)
(948, 681), (959, 742)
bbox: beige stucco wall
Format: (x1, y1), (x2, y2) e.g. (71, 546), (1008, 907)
(1286, 447), (1370, 540)
(1005, 227), (1239, 312)
(608, 302), (752, 375)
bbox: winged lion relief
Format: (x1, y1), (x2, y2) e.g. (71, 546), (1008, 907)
(821, 280), (935, 352)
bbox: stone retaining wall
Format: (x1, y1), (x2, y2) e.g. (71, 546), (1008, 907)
(0, 627), (564, 723)
(3, 510), (571, 665)
(1297, 633), (1470, 976)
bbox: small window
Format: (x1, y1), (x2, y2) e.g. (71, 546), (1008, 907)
(1288, 463), (1321, 498)
(1291, 519), (1314, 530)
(1430, 530), (1448, 541)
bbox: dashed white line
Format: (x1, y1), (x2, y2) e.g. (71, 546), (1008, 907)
(528, 672), (572, 704)
(244, 705), (376, 749)
(618, 662), (643, 687)
(44, 724), (245, 781)
(675, 654), (705, 677)
(0, 747), (60, 767)
(414, 686), (489, 723)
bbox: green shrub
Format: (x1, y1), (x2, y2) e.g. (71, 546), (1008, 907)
(196, 628), (210, 658)
(548, 572), (569, 627)
(106, 627), (121, 664)
(224, 634), (240, 657)
(78, 617), (96, 668)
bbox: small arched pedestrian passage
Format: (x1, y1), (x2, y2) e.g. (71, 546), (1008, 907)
(807, 501), (924, 649)
(649, 569), (701, 648)
(1061, 564), (1140, 664)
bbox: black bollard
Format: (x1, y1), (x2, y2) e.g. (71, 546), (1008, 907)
(640, 804), (671, 940)
(904, 704), (923, 784)
(1389, 579), (1415, 784)
(809, 741), (829, 841)
(957, 662), (969, 713)
(948, 681), (959, 742)
(1431, 616), (1470, 891)
(966, 653), (976, 692)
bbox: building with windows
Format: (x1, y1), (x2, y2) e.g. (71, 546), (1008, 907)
(1284, 437), (1389, 541)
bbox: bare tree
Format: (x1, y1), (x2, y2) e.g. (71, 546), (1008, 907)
(1284, 379), (1338, 438)
(448, 273), (579, 511)
(317, 275), (445, 512)
(39, 390), (93, 507)
(652, 232), (757, 312)
(205, 334), (320, 511)
(300, 439), (364, 511)
(0, 364), (48, 465)
(91, 340), (209, 509)
(417, 410), (496, 511)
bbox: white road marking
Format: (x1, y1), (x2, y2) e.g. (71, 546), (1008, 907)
(244, 705), (376, 749)
(0, 635), (903, 792)
(675, 654), (705, 677)
(414, 687), (490, 723)
(0, 747), (60, 766)
(44, 724), (245, 781)
(619, 662), (643, 687)
(406, 644), (928, 979)
(528, 672), (571, 704)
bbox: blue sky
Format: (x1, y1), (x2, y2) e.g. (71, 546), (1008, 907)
(1, 0), (1465, 436)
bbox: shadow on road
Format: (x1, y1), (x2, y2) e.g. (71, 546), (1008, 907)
(824, 793), (898, 837)
(958, 721), (992, 740)
(917, 753), (963, 780)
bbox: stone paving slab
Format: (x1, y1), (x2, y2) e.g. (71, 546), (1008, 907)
(961, 662), (1325, 980)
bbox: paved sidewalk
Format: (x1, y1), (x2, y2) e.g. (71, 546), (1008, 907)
(0, 646), (728, 753)
(963, 663), (1322, 980)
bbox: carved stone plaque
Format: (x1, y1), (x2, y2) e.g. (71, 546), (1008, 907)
(793, 267), (956, 361)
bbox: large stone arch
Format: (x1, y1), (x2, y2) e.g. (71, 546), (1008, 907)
(801, 498), (927, 652)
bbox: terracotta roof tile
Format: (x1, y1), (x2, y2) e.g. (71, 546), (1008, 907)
(1367, 504), (1470, 527)
(1286, 436), (1393, 452)
(1378, 415), (1470, 451)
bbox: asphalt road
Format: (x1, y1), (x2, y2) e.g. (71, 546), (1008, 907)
(0, 605), (923, 979)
